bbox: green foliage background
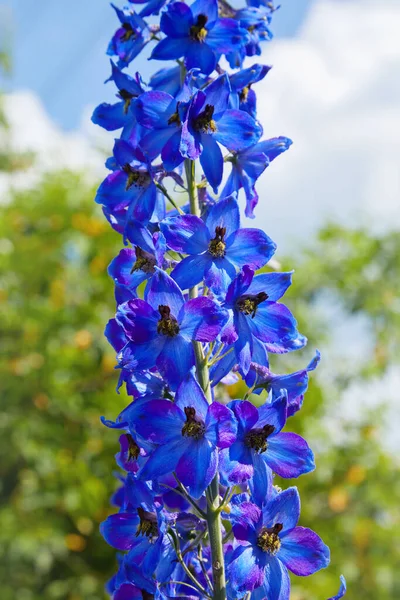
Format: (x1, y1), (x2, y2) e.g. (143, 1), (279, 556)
(0, 172), (399, 599)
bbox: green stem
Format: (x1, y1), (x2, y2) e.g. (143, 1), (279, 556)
(186, 158), (227, 600)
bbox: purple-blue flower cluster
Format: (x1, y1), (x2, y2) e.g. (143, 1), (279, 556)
(92, 1), (346, 598)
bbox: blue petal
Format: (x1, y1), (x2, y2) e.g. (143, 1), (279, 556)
(226, 228), (276, 269)
(199, 133), (223, 192)
(151, 36), (191, 60)
(249, 451), (273, 507)
(156, 335), (196, 388)
(225, 265), (254, 306)
(202, 74), (231, 119)
(132, 399), (185, 443)
(191, 0), (218, 24)
(228, 545), (265, 594)
(186, 40), (216, 75)
(175, 372), (209, 420)
(256, 395), (287, 434)
(176, 439), (217, 498)
(134, 90), (176, 128)
(92, 101), (127, 130)
(262, 487), (300, 535)
(279, 526), (330, 576)
(116, 298), (158, 342)
(171, 254), (211, 290)
(139, 436), (190, 481)
(145, 267), (184, 316)
(160, 2), (193, 36)
(249, 302), (300, 352)
(252, 556), (290, 600)
(160, 215), (210, 254)
(161, 129), (185, 171)
(215, 109), (262, 151)
(267, 433), (315, 478)
(139, 126), (176, 161)
(105, 318), (128, 352)
(179, 296), (228, 342)
(100, 513), (139, 550)
(247, 272), (293, 301)
(205, 193), (240, 239)
(204, 257), (236, 295)
(207, 18), (249, 54)
(205, 402), (237, 448)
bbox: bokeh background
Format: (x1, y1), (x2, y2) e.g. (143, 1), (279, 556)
(0, 1), (399, 599)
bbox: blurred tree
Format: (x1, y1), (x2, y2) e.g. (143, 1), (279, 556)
(0, 175), (399, 600)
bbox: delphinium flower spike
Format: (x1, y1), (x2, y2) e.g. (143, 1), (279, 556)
(91, 1), (346, 598)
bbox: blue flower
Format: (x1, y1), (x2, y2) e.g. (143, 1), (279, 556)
(151, 0), (249, 75)
(107, 4), (151, 68)
(228, 488), (330, 598)
(161, 194), (276, 294)
(92, 61), (145, 141)
(95, 140), (160, 240)
(132, 372), (237, 497)
(212, 266), (306, 381)
(180, 74), (263, 191)
(222, 137), (293, 218)
(128, 0), (168, 18)
(114, 268), (228, 388)
(108, 224), (167, 299)
(220, 395), (315, 506)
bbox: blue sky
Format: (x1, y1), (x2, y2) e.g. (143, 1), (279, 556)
(0, 0), (313, 130)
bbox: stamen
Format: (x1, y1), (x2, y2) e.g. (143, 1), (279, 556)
(118, 89), (134, 114)
(181, 406), (206, 439)
(245, 424), (275, 453)
(236, 292), (268, 318)
(257, 523), (283, 554)
(190, 14), (208, 42)
(121, 23), (137, 42)
(122, 164), (150, 190)
(131, 247), (156, 274)
(136, 507), (158, 539)
(126, 433), (140, 461)
(208, 226), (226, 258)
(157, 305), (180, 337)
(193, 104), (218, 133)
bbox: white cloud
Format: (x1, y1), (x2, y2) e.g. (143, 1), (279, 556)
(251, 0), (400, 251)
(0, 91), (105, 197)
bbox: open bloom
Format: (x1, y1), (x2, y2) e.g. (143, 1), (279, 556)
(212, 266), (306, 382)
(114, 268), (228, 388)
(92, 60), (145, 143)
(132, 373), (237, 497)
(95, 139), (159, 239)
(161, 194), (276, 294)
(108, 4), (151, 67)
(180, 74), (263, 191)
(151, 0), (249, 75)
(220, 396), (315, 505)
(228, 488), (330, 598)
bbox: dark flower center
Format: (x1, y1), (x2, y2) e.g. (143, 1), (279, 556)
(193, 104), (217, 133)
(245, 424), (275, 453)
(131, 246), (156, 274)
(257, 523), (283, 554)
(136, 507), (158, 539)
(157, 305), (180, 337)
(122, 164), (150, 190)
(141, 592), (154, 600)
(190, 14), (208, 42)
(181, 406), (206, 439)
(118, 88), (135, 114)
(236, 292), (269, 318)
(208, 226), (226, 258)
(121, 22), (137, 42)
(126, 433), (140, 461)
